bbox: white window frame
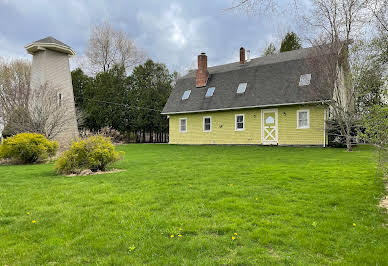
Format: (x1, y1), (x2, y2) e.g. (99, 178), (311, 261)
(203, 116), (212, 132)
(179, 118), (187, 133)
(237, 83), (247, 94)
(182, 90), (191, 100)
(297, 109), (310, 129)
(205, 87), (215, 97)
(235, 114), (245, 131)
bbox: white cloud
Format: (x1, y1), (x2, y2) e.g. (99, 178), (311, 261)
(136, 3), (209, 73)
(0, 0), (294, 74)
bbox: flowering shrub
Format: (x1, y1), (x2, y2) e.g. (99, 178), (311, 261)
(55, 136), (122, 175)
(0, 133), (58, 163)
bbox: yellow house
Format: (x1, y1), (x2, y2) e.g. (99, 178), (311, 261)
(162, 46), (340, 146)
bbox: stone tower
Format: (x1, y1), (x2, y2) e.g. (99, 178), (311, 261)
(25, 36), (78, 145)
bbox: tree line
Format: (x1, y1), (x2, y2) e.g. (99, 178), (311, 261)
(72, 60), (177, 143)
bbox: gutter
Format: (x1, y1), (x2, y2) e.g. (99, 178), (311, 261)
(161, 100), (331, 115)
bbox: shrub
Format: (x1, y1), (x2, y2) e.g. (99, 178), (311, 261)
(79, 127), (125, 143)
(55, 136), (122, 175)
(0, 133), (58, 164)
(327, 119), (358, 148)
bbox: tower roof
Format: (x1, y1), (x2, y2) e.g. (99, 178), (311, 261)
(25, 36), (75, 56)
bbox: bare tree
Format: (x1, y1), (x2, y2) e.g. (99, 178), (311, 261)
(303, 0), (379, 151)
(228, 0), (278, 14)
(230, 0), (386, 34)
(0, 58), (31, 123)
(0, 58), (76, 140)
(85, 22), (144, 74)
(370, 0), (388, 33)
(5, 83), (76, 140)
(230, 0), (383, 151)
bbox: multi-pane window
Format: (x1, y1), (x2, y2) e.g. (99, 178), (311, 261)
(203, 117), (211, 132)
(297, 110), (310, 129)
(237, 83), (247, 94)
(180, 118), (187, 132)
(205, 87), (215, 97)
(182, 90), (191, 100)
(235, 114), (245, 130)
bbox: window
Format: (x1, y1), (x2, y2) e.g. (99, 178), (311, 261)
(179, 118), (187, 132)
(58, 93), (62, 106)
(235, 114), (245, 131)
(205, 87), (215, 97)
(297, 110), (310, 129)
(182, 90), (191, 100)
(237, 83), (247, 94)
(203, 116), (211, 132)
(299, 74), (311, 86)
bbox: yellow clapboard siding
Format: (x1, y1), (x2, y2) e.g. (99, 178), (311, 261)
(169, 104), (328, 145)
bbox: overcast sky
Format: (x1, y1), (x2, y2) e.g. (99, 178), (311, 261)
(0, 0), (299, 74)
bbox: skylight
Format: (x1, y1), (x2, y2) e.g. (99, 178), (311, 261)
(299, 74), (311, 86)
(205, 87), (215, 97)
(237, 83), (247, 94)
(182, 90), (191, 100)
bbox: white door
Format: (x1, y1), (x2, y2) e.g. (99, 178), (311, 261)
(261, 109), (278, 145)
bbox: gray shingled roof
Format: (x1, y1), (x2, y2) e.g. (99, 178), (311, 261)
(162, 46), (336, 114)
(33, 36), (71, 48)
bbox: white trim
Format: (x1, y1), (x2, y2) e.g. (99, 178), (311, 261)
(161, 100), (331, 115)
(25, 42), (75, 56)
(236, 83), (247, 94)
(261, 109), (278, 145)
(181, 90), (191, 100)
(323, 108), (326, 147)
(296, 109), (310, 129)
(179, 118), (187, 133)
(203, 116), (212, 132)
(235, 114), (245, 131)
(205, 87), (215, 97)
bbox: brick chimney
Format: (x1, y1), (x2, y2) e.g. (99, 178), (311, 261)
(240, 47), (245, 64)
(196, 52), (208, 87)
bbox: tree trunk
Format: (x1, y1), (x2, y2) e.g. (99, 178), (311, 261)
(345, 124), (352, 152)
(142, 130), (145, 143)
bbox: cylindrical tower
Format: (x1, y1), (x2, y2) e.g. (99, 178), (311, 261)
(25, 36), (78, 146)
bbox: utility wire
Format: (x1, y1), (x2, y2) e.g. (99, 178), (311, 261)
(75, 96), (163, 112)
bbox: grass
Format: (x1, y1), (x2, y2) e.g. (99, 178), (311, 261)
(0, 144), (387, 265)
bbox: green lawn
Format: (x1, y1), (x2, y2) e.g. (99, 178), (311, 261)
(0, 144), (387, 265)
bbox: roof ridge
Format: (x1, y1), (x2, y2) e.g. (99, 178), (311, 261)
(182, 45), (334, 79)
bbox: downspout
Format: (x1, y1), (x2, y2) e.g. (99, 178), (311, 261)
(323, 107), (326, 147)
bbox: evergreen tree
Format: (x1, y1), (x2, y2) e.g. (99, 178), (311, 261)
(131, 59), (173, 142)
(71, 68), (92, 109)
(279, 32), (302, 53)
(263, 43), (277, 56)
(84, 65), (131, 132)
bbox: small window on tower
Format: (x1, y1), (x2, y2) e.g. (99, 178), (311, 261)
(58, 93), (63, 106)
(182, 90), (191, 100)
(299, 74), (311, 86)
(237, 83), (247, 94)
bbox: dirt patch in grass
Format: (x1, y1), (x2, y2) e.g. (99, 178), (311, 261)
(66, 169), (125, 177)
(380, 182), (388, 212)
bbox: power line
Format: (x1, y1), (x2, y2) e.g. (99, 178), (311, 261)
(75, 97), (163, 112)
